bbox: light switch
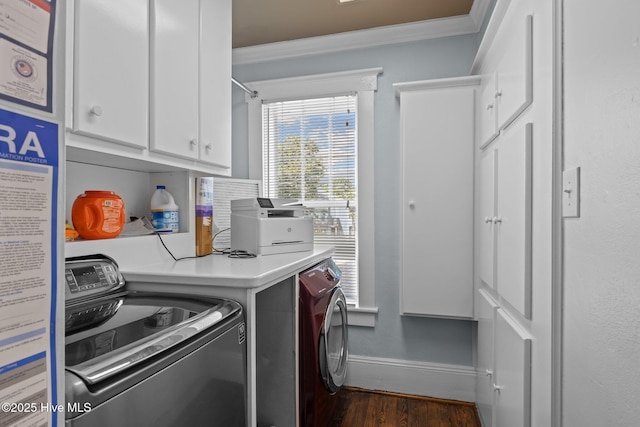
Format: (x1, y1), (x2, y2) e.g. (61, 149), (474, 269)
(562, 167), (580, 218)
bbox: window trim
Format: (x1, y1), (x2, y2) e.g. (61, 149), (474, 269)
(245, 68), (381, 326)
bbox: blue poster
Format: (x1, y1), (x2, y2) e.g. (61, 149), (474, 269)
(0, 108), (59, 426)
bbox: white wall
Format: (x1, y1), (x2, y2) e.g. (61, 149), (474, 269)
(563, 1), (640, 426)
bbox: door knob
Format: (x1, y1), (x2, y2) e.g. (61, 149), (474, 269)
(89, 105), (103, 117)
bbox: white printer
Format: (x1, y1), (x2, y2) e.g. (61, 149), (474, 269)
(230, 198), (314, 255)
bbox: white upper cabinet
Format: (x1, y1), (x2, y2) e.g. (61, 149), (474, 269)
(477, 14), (533, 150)
(478, 72), (498, 149)
(199, 0), (232, 168)
(150, 0), (232, 173)
(150, 0), (200, 159)
(72, 0), (148, 148)
(495, 15), (533, 132)
(396, 77), (477, 319)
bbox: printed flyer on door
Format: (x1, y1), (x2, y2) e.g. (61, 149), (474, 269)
(0, 108), (59, 426)
(0, 0), (57, 112)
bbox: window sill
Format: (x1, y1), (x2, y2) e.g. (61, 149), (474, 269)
(347, 306), (378, 327)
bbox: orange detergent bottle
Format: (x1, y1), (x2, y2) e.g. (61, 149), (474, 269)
(71, 191), (125, 240)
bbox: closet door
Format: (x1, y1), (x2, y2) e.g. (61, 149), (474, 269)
(494, 309), (532, 427)
(495, 123), (533, 318)
(478, 146), (497, 289)
(476, 289), (499, 426)
(399, 81), (475, 318)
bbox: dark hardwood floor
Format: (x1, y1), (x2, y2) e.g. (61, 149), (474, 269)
(328, 387), (482, 427)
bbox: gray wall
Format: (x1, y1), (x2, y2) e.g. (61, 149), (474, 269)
(563, 1), (640, 425)
(231, 33), (481, 366)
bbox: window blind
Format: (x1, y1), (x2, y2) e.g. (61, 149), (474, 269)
(262, 95), (358, 304)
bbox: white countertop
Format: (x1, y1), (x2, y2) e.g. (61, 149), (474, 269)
(121, 245), (333, 289)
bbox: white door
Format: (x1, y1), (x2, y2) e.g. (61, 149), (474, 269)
(479, 146), (497, 289)
(400, 86), (474, 318)
(73, 0), (148, 148)
(198, 0), (232, 170)
(495, 123), (533, 318)
(150, 0), (199, 159)
(476, 289), (498, 426)
(494, 309), (532, 427)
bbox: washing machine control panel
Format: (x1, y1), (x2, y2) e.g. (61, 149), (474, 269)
(64, 255), (125, 303)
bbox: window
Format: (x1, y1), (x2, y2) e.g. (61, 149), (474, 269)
(245, 68), (381, 326)
(262, 95), (359, 303)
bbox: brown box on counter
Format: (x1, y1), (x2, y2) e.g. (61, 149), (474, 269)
(195, 177), (214, 256)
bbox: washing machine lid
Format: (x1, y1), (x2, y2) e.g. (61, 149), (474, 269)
(65, 293), (241, 385)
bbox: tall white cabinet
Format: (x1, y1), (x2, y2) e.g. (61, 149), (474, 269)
(395, 77), (478, 319)
(472, 0), (553, 426)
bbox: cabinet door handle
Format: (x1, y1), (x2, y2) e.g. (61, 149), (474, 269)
(205, 143), (212, 150)
(485, 369), (493, 378)
(89, 105), (103, 117)
(408, 200), (416, 209)
(190, 139), (198, 146)
(486, 103), (494, 111)
(493, 217), (502, 224)
(484, 217), (493, 224)
(492, 383), (502, 393)
(495, 90), (503, 99)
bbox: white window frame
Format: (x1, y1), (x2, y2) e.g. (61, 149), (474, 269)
(245, 68), (381, 327)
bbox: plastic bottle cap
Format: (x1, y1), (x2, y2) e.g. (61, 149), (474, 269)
(157, 185), (166, 189)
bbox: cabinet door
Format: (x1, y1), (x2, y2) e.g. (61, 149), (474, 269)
(496, 15), (533, 131)
(199, 0), (232, 170)
(73, 0), (148, 148)
(495, 123), (532, 318)
(400, 86), (474, 318)
(478, 72), (498, 149)
(478, 146), (497, 289)
(494, 309), (531, 427)
(150, 0), (199, 159)
(476, 289), (498, 427)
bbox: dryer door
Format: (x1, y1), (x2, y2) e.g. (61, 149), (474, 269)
(320, 287), (348, 393)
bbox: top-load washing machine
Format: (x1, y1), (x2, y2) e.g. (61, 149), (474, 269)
(299, 258), (348, 427)
(64, 254), (247, 427)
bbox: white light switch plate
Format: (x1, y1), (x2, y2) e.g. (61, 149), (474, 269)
(562, 167), (580, 218)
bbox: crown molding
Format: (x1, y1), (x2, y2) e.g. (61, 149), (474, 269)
(233, 0), (492, 66)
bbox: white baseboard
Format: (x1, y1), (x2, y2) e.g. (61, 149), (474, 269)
(345, 355), (477, 403)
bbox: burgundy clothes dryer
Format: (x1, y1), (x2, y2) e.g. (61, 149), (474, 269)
(299, 258), (349, 427)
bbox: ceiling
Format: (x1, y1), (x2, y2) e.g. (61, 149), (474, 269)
(232, 0), (475, 49)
